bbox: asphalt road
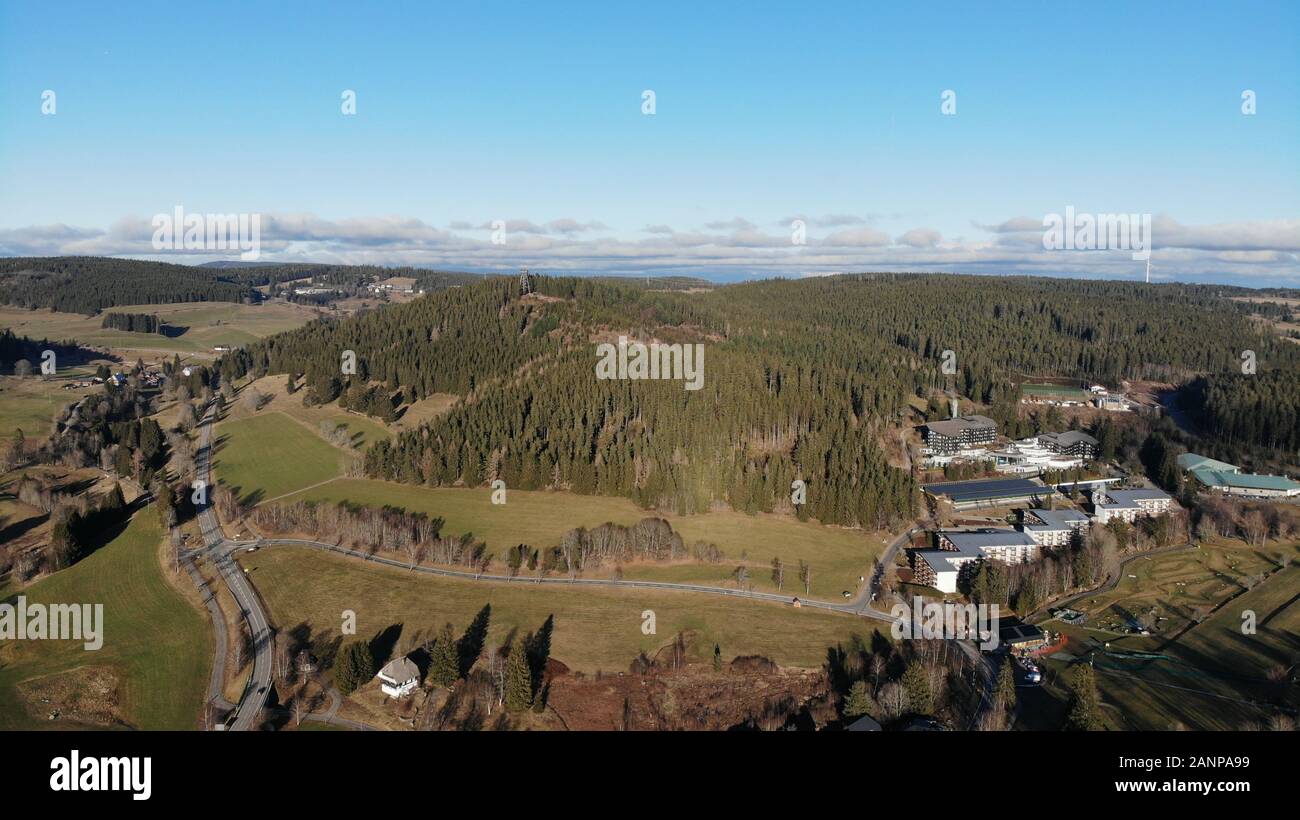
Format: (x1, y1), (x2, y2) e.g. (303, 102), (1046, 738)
(193, 400), (274, 731)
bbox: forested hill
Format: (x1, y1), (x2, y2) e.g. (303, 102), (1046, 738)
(0, 257), (257, 313)
(217, 272), (1296, 527)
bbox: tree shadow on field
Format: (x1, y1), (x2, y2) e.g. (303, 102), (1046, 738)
(369, 623), (404, 666)
(458, 604), (491, 677)
(0, 512), (46, 545)
(219, 483), (264, 510)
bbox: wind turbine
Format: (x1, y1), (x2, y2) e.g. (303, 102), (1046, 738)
(1145, 258), (1151, 284)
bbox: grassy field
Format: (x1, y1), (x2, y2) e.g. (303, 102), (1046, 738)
(224, 375), (393, 449)
(214, 411), (348, 504)
(279, 478), (887, 596)
(0, 369), (98, 440)
(0, 301), (320, 357)
(0, 509), (212, 729)
(1032, 539), (1300, 730)
(244, 545), (882, 673)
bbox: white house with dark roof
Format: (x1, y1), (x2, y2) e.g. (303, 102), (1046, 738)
(377, 656), (420, 699)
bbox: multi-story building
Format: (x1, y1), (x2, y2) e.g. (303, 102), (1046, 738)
(921, 415), (997, 455)
(1091, 488), (1172, 524)
(989, 438), (1087, 474)
(1037, 430), (1099, 461)
(911, 528), (1040, 594)
(1020, 508), (1090, 547)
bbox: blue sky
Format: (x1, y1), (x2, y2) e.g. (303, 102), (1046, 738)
(1, 0), (1297, 284)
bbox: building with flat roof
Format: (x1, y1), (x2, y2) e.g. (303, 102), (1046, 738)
(911, 528), (1040, 594)
(922, 477), (1055, 510)
(1178, 452), (1300, 498)
(1021, 507), (1090, 547)
(1092, 487), (1172, 524)
(921, 415), (996, 455)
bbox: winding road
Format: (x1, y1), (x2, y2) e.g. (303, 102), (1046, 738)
(189, 399), (274, 731)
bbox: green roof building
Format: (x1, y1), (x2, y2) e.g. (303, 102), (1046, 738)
(1179, 452), (1300, 498)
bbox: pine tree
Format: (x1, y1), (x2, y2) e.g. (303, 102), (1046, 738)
(504, 639), (533, 712)
(428, 623), (459, 688)
(335, 640), (376, 695)
(103, 481), (126, 512)
(1066, 664), (1104, 731)
(902, 660), (933, 715)
(996, 657), (1017, 713)
(843, 679), (872, 718)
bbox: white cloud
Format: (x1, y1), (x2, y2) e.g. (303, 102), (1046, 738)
(897, 228), (942, 248)
(2, 212), (1296, 286)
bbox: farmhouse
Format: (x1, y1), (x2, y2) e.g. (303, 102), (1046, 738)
(377, 656), (420, 699)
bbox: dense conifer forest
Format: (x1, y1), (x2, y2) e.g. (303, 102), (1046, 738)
(1181, 370), (1300, 453)
(101, 311), (164, 334)
(0, 257), (258, 313)
(216, 272), (1299, 528)
(0, 328), (101, 374)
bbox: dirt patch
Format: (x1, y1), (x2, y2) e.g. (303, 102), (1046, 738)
(544, 661), (830, 731)
(16, 665), (127, 728)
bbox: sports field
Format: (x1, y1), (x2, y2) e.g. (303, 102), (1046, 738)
(1019, 383), (1089, 401)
